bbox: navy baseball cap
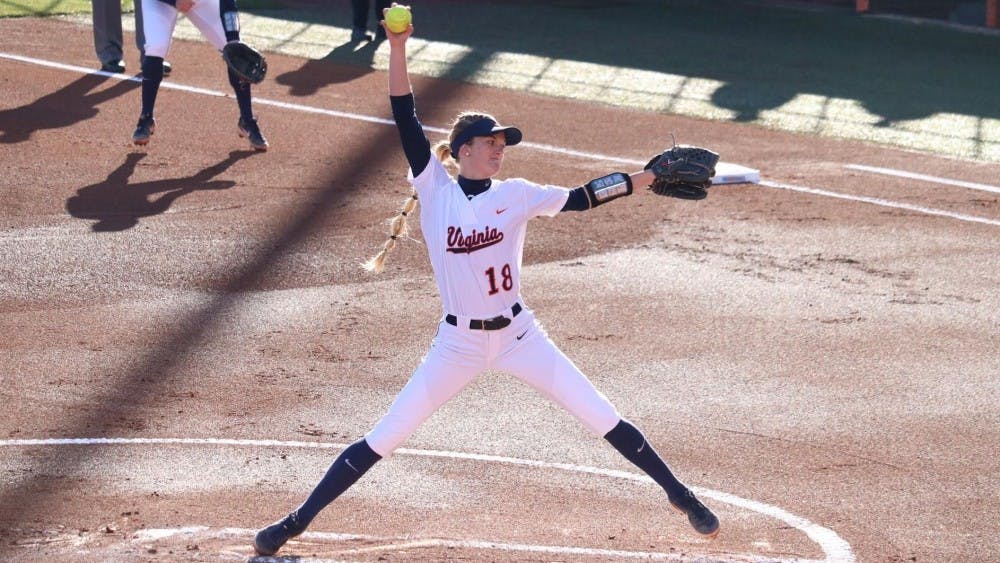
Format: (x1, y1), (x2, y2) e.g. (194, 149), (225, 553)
(450, 117), (523, 156)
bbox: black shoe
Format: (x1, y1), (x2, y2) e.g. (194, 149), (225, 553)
(101, 59), (125, 73)
(238, 116), (269, 151)
(374, 25), (387, 41)
(253, 511), (306, 556)
(132, 114), (155, 146)
(669, 489), (720, 538)
(351, 26), (372, 42)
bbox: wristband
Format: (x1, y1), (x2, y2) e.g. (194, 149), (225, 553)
(584, 172), (632, 207)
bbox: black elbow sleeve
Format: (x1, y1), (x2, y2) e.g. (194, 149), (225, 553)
(561, 187), (592, 212)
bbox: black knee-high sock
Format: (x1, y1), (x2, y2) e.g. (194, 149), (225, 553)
(604, 419), (687, 499)
(294, 439), (382, 526)
(227, 67), (254, 122)
(140, 56), (164, 117)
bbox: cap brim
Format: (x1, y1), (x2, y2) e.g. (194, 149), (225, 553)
(492, 125), (522, 147)
(451, 118), (524, 156)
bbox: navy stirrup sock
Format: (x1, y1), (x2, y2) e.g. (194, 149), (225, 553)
(227, 67), (254, 122)
(604, 419), (687, 499)
(294, 439), (382, 526)
(140, 56), (164, 116)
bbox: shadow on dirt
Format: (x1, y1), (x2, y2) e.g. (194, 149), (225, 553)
(0, 72), (138, 143)
(274, 35), (383, 96)
(66, 150), (258, 231)
(0, 45), (486, 559)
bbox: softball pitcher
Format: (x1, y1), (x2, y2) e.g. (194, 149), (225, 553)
(253, 6), (718, 556)
(132, 0), (267, 150)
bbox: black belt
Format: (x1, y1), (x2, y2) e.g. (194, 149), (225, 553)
(446, 303), (522, 331)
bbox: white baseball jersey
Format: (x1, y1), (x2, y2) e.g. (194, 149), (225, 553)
(365, 156), (622, 457)
(410, 157), (567, 319)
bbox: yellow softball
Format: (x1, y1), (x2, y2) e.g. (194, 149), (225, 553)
(384, 6), (412, 34)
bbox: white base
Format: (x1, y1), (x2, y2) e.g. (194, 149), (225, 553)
(714, 162), (760, 185)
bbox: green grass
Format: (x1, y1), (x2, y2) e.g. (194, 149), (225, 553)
(0, 0), (95, 17)
(0, 0), (281, 17)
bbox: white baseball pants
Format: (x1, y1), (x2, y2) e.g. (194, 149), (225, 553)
(365, 306), (621, 457)
(141, 0), (228, 58)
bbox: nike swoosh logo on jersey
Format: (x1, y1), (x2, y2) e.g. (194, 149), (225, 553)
(516, 330), (528, 340)
(496, 208), (508, 214)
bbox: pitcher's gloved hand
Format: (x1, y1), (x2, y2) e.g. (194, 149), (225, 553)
(645, 145), (719, 200)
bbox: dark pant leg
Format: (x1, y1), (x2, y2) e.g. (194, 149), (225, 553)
(374, 0), (391, 24)
(351, 0), (368, 29)
(91, 0), (124, 64)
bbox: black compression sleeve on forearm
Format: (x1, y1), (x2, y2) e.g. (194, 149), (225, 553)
(390, 93), (431, 177)
(561, 186), (592, 212)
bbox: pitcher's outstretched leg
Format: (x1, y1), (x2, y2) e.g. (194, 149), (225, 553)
(253, 439), (381, 556)
(604, 418), (719, 538)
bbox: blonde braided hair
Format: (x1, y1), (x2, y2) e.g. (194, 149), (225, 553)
(362, 189), (420, 273)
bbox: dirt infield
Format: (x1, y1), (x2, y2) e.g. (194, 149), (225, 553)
(1, 14), (999, 563)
